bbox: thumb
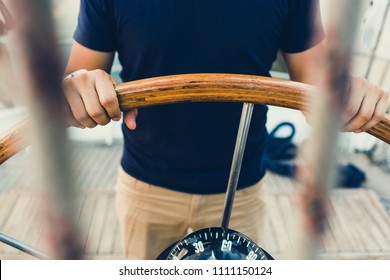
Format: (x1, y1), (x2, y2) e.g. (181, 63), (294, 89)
(124, 109), (138, 130)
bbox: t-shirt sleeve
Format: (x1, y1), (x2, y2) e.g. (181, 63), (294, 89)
(73, 0), (116, 52)
(280, 0), (325, 53)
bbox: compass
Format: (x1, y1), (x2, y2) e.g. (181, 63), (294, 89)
(157, 227), (273, 260)
(157, 103), (273, 260)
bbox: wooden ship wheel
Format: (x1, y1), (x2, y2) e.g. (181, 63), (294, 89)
(1, 0), (389, 261)
(1, 74), (389, 259)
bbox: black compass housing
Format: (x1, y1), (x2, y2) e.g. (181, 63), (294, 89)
(157, 227), (273, 260)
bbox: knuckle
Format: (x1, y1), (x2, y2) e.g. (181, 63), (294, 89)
(73, 111), (90, 124)
(100, 96), (116, 107)
(383, 91), (389, 101)
(354, 76), (368, 88)
(88, 108), (104, 119)
(343, 124), (355, 132)
(357, 110), (372, 121)
(100, 118), (110, 126)
(87, 108), (110, 125)
(345, 106), (357, 117)
(92, 69), (108, 79)
(372, 111), (384, 122)
(63, 79), (81, 94)
(74, 71), (89, 81)
(71, 74), (89, 88)
(370, 84), (382, 97)
(65, 117), (79, 128)
(86, 123), (97, 128)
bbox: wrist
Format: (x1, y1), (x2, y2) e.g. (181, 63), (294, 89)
(63, 69), (87, 81)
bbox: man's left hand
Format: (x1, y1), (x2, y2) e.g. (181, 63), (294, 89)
(342, 77), (389, 133)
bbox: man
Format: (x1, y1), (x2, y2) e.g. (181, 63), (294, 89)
(63, 0), (389, 259)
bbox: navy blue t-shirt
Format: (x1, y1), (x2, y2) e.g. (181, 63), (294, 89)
(74, 0), (322, 194)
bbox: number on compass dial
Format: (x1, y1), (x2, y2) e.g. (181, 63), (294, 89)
(166, 227), (268, 260)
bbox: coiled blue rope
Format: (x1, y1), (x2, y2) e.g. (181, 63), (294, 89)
(264, 122), (366, 188)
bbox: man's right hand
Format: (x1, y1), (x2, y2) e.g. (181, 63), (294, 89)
(62, 69), (138, 130)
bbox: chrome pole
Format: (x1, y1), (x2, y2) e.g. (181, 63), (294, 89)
(221, 102), (254, 229)
(0, 232), (50, 259)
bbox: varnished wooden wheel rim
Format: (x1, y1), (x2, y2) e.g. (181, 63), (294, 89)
(1, 73), (389, 164)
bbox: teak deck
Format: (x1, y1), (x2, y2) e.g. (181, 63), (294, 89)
(0, 142), (390, 260)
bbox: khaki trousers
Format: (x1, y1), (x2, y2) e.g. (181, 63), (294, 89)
(115, 168), (266, 260)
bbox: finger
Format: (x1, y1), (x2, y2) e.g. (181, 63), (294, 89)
(78, 82), (111, 126)
(64, 71), (112, 126)
(343, 84), (382, 132)
(343, 96), (375, 132)
(342, 77), (368, 124)
(63, 103), (85, 128)
(94, 71), (121, 121)
(72, 71), (110, 125)
(124, 109), (138, 130)
(64, 89), (97, 128)
(356, 95), (388, 132)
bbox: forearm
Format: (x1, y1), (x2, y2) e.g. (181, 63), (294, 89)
(65, 40), (115, 75)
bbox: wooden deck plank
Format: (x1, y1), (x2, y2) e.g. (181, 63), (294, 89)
(345, 193), (382, 251)
(85, 194), (110, 254)
(74, 147), (98, 191)
(328, 192), (365, 251)
(98, 151), (121, 190)
(29, 191), (87, 255)
(344, 193), (380, 250)
(265, 195), (291, 252)
(2, 194), (32, 254)
(1, 189), (390, 259)
(114, 224), (123, 256)
(35, 216), (51, 254)
(67, 143), (121, 191)
(332, 192), (366, 251)
(1, 140), (390, 260)
(354, 192), (390, 250)
(89, 145), (121, 190)
(14, 193), (42, 245)
(98, 194), (119, 255)
(74, 193), (88, 222)
(78, 193), (99, 252)
(0, 191), (19, 255)
(0, 191), (17, 229)
(321, 218), (339, 253)
(341, 191), (375, 251)
(70, 148), (91, 190)
(84, 146), (109, 190)
(113, 212), (124, 255)
(22, 195), (46, 249)
(365, 191), (390, 237)
(334, 192), (369, 250)
(260, 207), (278, 254)
(351, 190), (389, 250)
(13, 193), (47, 256)
(277, 195), (296, 251)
